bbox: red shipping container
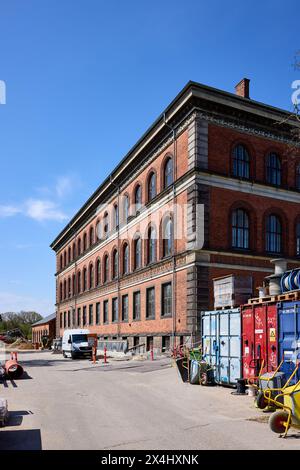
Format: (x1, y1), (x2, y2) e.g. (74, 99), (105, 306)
(241, 303), (278, 379)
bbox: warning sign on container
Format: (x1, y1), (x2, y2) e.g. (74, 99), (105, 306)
(270, 328), (276, 342)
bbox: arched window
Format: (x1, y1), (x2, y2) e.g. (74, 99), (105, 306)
(123, 243), (129, 274)
(103, 212), (109, 237)
(63, 251), (67, 267)
(112, 249), (119, 279)
(89, 227), (94, 246)
(232, 209), (249, 249)
(148, 226), (156, 264)
(72, 242), (76, 260)
(59, 282), (63, 301)
(148, 172), (156, 202)
(266, 214), (282, 253)
(104, 255), (109, 283)
(72, 274), (76, 296)
(77, 271), (81, 294)
(60, 254), (63, 270)
(63, 280), (67, 300)
(123, 195), (129, 223)
(83, 233), (87, 251)
(68, 247), (71, 264)
(266, 153), (281, 186)
(134, 237), (142, 269)
(233, 145), (250, 179)
(135, 185), (142, 212)
(113, 204), (119, 229)
(296, 164), (300, 190)
(83, 267), (87, 291)
(296, 222), (300, 256)
(67, 277), (71, 298)
(77, 238), (81, 256)
(96, 259), (101, 286)
(162, 217), (173, 257)
(89, 263), (94, 289)
(164, 157), (173, 188)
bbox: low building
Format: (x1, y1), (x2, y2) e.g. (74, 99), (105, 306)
(50, 78), (300, 351)
(32, 313), (56, 345)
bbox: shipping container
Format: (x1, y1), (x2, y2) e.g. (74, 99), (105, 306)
(241, 303), (278, 380)
(277, 300), (300, 383)
(202, 308), (241, 386)
(213, 275), (253, 309)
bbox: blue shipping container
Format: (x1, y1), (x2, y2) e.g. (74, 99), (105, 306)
(202, 308), (241, 385)
(278, 300), (300, 383)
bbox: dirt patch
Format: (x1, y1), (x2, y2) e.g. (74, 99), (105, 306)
(246, 415), (269, 424)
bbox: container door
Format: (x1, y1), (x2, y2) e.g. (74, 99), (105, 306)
(266, 303), (278, 372)
(228, 311), (241, 384)
(219, 312), (229, 384)
(279, 302), (300, 383)
(254, 305), (267, 376)
(202, 313), (212, 362)
(242, 306), (254, 379)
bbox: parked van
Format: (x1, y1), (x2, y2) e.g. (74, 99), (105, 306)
(62, 329), (92, 359)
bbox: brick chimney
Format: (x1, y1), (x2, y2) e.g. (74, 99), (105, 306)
(235, 78), (250, 99)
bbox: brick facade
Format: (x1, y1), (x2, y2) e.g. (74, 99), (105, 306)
(51, 80), (300, 351)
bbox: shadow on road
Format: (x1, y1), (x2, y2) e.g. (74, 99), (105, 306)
(0, 428), (42, 450)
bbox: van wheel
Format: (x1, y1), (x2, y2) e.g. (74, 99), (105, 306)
(63, 351), (67, 358)
(269, 410), (290, 434)
(71, 353), (76, 360)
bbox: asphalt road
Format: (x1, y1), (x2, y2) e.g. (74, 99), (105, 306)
(0, 351), (299, 450)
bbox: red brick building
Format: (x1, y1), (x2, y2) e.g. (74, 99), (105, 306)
(32, 313), (56, 345)
(50, 79), (300, 351)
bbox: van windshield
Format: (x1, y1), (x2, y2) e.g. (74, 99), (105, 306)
(72, 334), (88, 343)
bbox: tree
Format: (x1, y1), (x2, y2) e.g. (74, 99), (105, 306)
(0, 311), (43, 339)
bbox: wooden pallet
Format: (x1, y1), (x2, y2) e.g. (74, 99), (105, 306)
(277, 291), (300, 302)
(215, 305), (236, 310)
(247, 295), (277, 305)
(247, 290), (300, 305)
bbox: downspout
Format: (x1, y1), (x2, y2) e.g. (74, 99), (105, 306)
(110, 176), (121, 339)
(163, 113), (177, 349)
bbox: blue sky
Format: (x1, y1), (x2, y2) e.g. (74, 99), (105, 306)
(0, 0), (299, 316)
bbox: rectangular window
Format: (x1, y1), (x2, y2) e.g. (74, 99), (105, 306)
(60, 312), (63, 328)
(89, 304), (93, 325)
(161, 282), (172, 317)
(67, 310), (71, 327)
(63, 311), (66, 328)
(103, 300), (109, 324)
(77, 307), (81, 327)
(82, 306), (87, 326)
(112, 297), (118, 322)
(72, 309), (75, 327)
(146, 287), (155, 319)
(96, 302), (100, 325)
(122, 295), (128, 322)
(133, 291), (141, 321)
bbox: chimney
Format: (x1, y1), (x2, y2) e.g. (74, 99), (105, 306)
(235, 78), (250, 99)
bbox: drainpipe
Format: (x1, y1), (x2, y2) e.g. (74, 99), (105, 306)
(110, 176), (121, 339)
(163, 113), (177, 350)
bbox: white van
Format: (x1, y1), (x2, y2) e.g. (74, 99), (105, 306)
(62, 329), (92, 359)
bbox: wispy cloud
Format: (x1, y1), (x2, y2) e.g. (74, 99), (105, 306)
(0, 199), (68, 222)
(0, 174), (78, 223)
(55, 175), (73, 199)
(0, 205), (21, 217)
(24, 199), (68, 222)
(0, 291), (54, 316)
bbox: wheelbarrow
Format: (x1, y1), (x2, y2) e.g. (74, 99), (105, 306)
(264, 379), (300, 437)
(255, 360), (298, 411)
